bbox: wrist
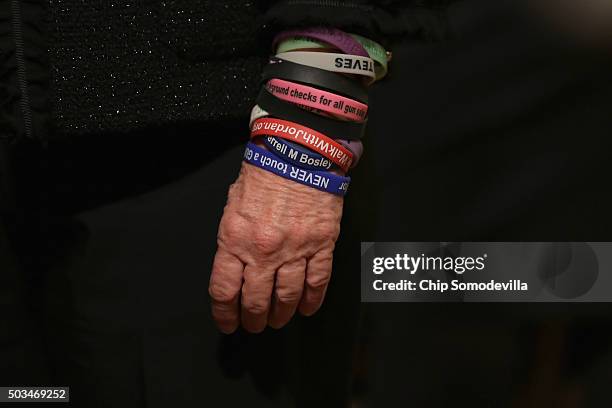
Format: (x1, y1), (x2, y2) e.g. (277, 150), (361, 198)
(236, 162), (344, 205)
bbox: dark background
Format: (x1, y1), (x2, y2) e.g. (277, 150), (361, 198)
(346, 0), (612, 406)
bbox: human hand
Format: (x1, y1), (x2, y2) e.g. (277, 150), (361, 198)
(209, 162), (343, 333)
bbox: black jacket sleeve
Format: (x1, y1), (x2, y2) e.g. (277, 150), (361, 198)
(258, 0), (457, 46)
(1, 1), (456, 139)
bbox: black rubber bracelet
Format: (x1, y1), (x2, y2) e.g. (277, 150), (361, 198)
(262, 58), (369, 104)
(256, 88), (367, 141)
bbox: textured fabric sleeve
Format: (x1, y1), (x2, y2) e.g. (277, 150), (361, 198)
(258, 0), (457, 46)
(0, 0), (50, 142)
(48, 1), (266, 138)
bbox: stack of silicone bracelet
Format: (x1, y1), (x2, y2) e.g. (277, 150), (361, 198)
(244, 27), (390, 196)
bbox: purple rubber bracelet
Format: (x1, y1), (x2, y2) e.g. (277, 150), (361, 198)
(339, 139), (364, 168)
(243, 142), (350, 196)
(273, 27), (369, 57)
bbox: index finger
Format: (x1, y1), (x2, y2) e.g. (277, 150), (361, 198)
(209, 247), (244, 334)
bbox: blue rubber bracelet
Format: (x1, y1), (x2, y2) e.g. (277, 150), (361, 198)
(261, 136), (334, 171)
(243, 142), (350, 196)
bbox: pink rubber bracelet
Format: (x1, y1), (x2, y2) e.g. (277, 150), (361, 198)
(266, 78), (368, 122)
(273, 27), (369, 57)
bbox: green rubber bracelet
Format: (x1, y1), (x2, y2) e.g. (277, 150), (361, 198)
(275, 37), (329, 53)
(349, 34), (388, 79)
(275, 34), (389, 80)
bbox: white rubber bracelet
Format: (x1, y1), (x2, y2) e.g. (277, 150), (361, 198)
(249, 105), (269, 129)
(275, 51), (376, 84)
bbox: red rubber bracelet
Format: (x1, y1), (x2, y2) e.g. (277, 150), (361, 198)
(250, 118), (354, 172)
(266, 79), (368, 122)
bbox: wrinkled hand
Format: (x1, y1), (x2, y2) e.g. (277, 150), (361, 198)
(209, 162), (343, 333)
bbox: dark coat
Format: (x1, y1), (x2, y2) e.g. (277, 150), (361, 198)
(1, 1), (452, 141)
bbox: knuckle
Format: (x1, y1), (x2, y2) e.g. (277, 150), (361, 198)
(243, 298), (269, 315)
(306, 272), (331, 290)
(252, 226), (283, 255)
(318, 232), (337, 245)
(276, 286), (302, 304)
(309, 223), (340, 244)
(208, 282), (238, 304)
(219, 215), (246, 242)
(321, 224), (340, 242)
